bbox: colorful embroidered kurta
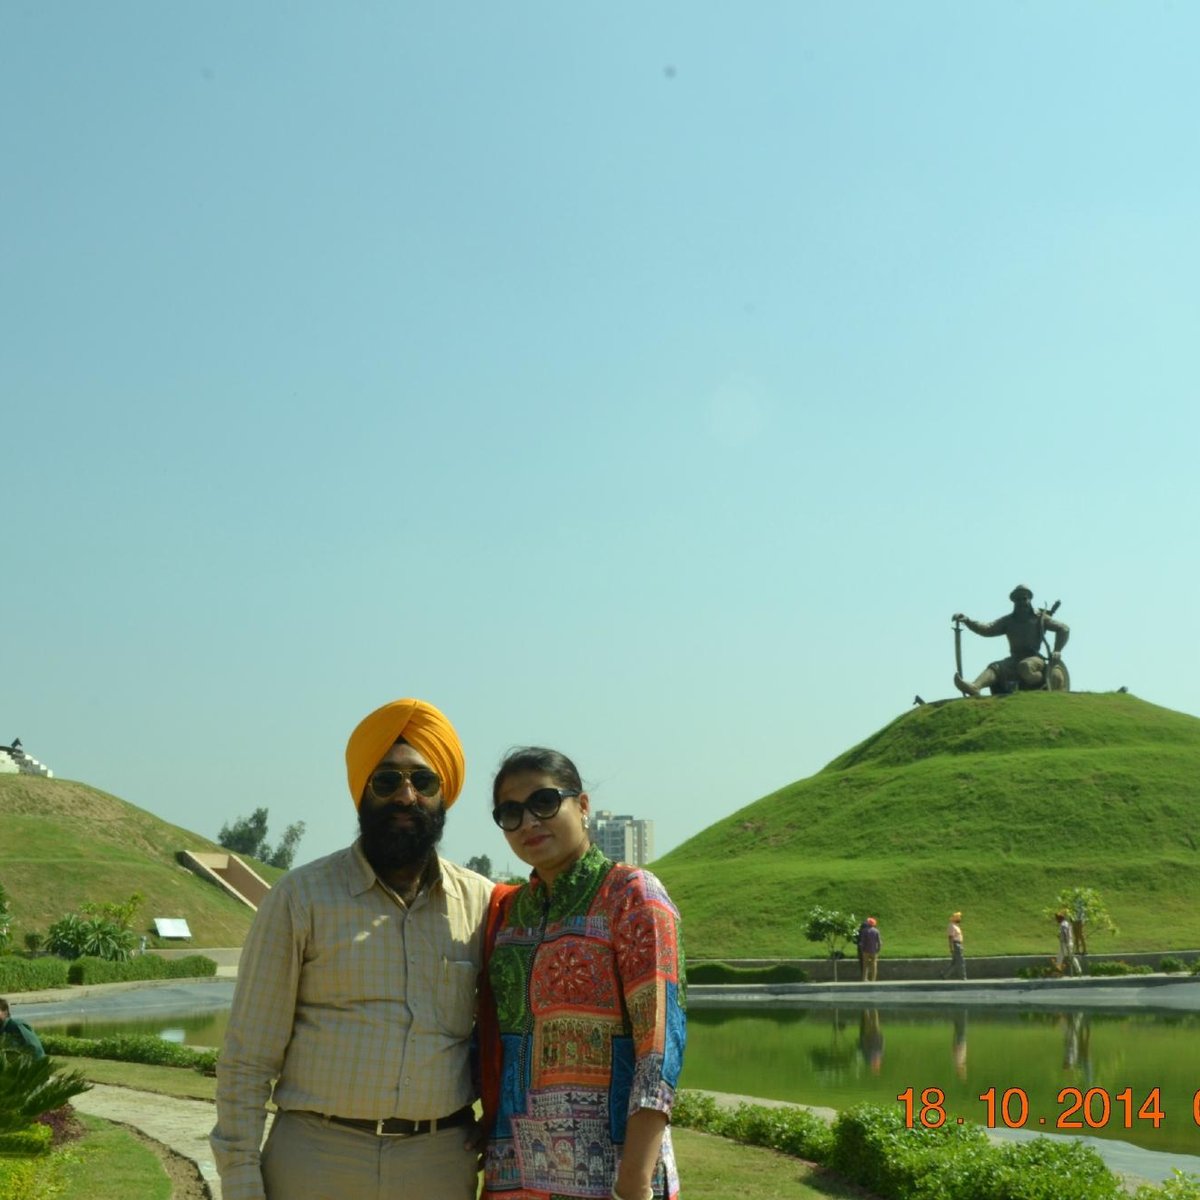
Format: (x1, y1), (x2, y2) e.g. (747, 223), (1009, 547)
(482, 845), (686, 1200)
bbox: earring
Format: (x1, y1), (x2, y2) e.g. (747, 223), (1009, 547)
(582, 815), (590, 829)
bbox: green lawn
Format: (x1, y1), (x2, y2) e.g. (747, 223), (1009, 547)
(12, 1112), (171, 1200)
(675, 1128), (875, 1199)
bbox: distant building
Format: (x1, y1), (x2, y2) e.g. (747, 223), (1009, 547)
(0, 741), (53, 778)
(591, 810), (654, 866)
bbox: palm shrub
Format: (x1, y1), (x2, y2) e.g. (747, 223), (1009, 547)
(45, 913), (135, 961)
(0, 1049), (91, 1136)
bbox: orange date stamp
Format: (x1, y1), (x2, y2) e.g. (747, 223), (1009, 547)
(896, 1086), (1188, 1131)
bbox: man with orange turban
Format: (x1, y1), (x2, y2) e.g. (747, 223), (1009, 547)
(212, 699), (495, 1200)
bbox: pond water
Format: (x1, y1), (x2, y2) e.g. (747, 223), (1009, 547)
(41, 1009), (232, 1048)
(683, 1005), (1200, 1157)
(41, 1001), (1200, 1157)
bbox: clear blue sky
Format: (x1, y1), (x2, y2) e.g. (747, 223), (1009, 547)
(4, 4), (1197, 876)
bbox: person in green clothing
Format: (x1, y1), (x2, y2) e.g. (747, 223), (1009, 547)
(0, 996), (46, 1058)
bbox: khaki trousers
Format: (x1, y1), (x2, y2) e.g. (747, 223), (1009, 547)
(262, 1109), (479, 1200)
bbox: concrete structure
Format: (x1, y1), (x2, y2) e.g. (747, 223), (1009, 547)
(592, 809), (654, 866)
(692, 949), (1200, 984)
(178, 850), (271, 910)
(0, 742), (53, 777)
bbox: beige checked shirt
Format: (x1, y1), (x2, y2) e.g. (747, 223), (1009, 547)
(211, 842), (493, 1200)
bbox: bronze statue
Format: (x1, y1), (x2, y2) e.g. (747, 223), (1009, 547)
(953, 585), (1070, 697)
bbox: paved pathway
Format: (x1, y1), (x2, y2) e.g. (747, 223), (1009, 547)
(72, 1083), (227, 1200)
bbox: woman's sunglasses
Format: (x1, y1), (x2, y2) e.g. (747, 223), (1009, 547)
(367, 767), (442, 801)
(492, 787), (579, 832)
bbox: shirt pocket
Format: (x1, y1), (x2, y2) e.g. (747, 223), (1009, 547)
(435, 957), (479, 1038)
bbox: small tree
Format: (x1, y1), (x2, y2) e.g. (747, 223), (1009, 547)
(80, 892), (144, 930)
(219, 808), (305, 868)
(218, 808), (271, 858)
(465, 855), (493, 878)
(1046, 887), (1118, 957)
(804, 906), (859, 982)
(267, 821), (306, 870)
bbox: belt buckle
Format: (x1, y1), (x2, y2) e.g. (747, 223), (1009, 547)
(375, 1119), (415, 1138)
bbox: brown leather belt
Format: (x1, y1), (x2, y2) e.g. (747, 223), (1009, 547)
(322, 1104), (474, 1138)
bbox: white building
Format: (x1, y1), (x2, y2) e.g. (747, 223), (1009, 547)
(591, 810), (654, 866)
(0, 742), (54, 778)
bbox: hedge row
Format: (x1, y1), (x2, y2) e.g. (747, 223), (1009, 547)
(66, 954), (217, 985)
(0, 957), (70, 993)
(0, 1125), (52, 1157)
(1086, 961), (1154, 977)
(671, 1095), (1200, 1200)
(0, 953), (218, 992)
(41, 1033), (218, 1074)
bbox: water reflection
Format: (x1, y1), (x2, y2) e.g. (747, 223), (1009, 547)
(684, 1004), (1200, 1156)
(858, 1009), (884, 1074)
(39, 1009), (229, 1047)
(952, 1009), (967, 1080)
(1061, 1011), (1092, 1081)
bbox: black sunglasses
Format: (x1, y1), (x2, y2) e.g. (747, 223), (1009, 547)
(368, 767), (441, 801)
(492, 787), (579, 832)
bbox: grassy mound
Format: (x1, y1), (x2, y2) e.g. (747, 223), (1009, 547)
(653, 691), (1200, 959)
(0, 774), (283, 947)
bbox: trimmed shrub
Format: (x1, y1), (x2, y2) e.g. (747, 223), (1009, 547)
(1134, 1172), (1200, 1199)
(67, 953), (216, 985)
(686, 962), (810, 985)
(1086, 960), (1153, 977)
(827, 1104), (1126, 1200)
(40, 1033), (218, 1075)
(671, 1092), (833, 1163)
(1158, 956), (1186, 974)
(0, 1158), (41, 1200)
(0, 957), (69, 993)
(829, 1103), (989, 1198)
(0, 1123), (52, 1156)
(968, 1137), (1124, 1200)
(1016, 962), (1060, 980)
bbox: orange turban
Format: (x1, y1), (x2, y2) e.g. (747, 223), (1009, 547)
(345, 698), (465, 809)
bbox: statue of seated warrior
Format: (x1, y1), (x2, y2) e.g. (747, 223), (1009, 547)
(953, 585), (1070, 697)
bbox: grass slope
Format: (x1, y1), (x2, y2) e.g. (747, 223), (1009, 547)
(652, 692), (1200, 959)
(0, 773), (284, 946)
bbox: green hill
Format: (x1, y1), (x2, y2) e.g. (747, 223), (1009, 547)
(0, 773), (284, 946)
(652, 691), (1200, 960)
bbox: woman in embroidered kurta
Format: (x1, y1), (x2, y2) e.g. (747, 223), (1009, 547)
(480, 747), (686, 1200)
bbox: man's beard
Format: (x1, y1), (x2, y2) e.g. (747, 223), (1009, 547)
(359, 801), (446, 876)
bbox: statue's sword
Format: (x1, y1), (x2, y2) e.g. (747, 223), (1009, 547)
(953, 617), (964, 680)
